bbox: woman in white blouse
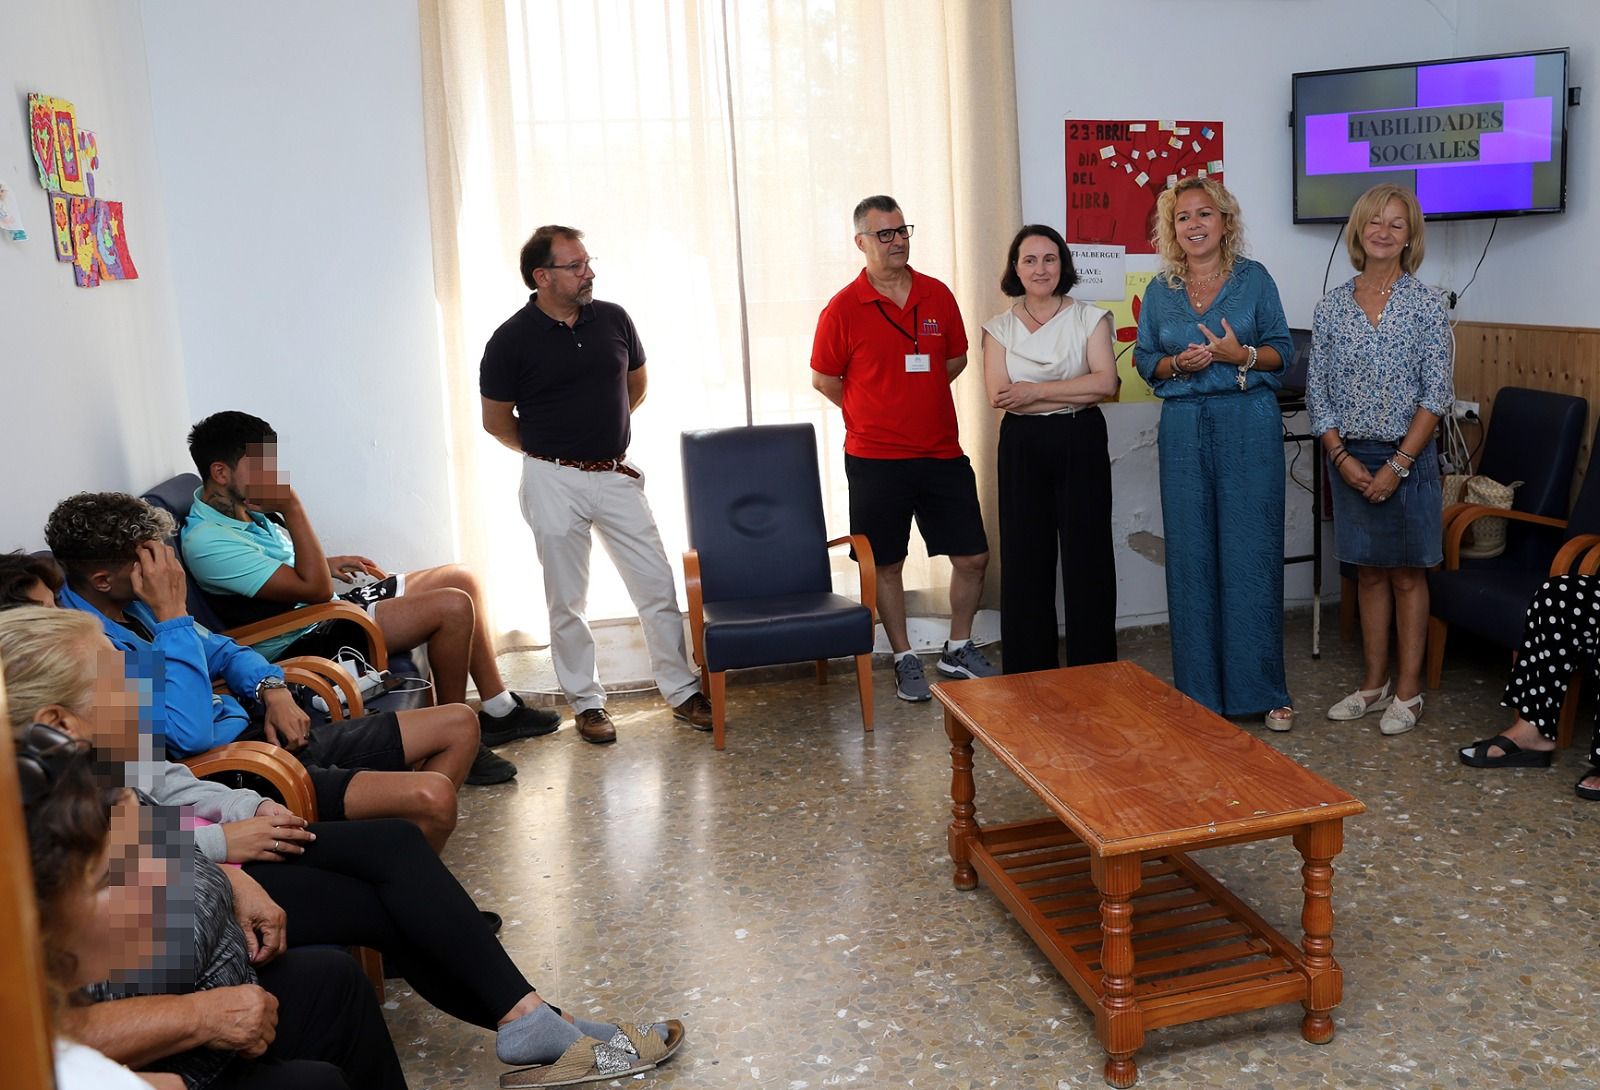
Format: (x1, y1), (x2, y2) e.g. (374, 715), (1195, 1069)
(982, 225), (1120, 673)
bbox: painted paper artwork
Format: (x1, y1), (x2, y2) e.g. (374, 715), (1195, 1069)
(1064, 119), (1224, 253)
(69, 196), (99, 287)
(28, 94), (61, 190)
(52, 98), (87, 197)
(49, 193), (74, 261)
(78, 130), (99, 198)
(93, 200), (139, 280)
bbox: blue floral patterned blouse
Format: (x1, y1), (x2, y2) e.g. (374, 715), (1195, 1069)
(1133, 258), (1294, 399)
(1306, 274), (1453, 439)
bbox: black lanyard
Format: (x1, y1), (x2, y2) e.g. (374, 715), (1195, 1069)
(874, 302), (920, 354)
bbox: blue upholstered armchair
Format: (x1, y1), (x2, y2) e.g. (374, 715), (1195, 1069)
(680, 424), (877, 751)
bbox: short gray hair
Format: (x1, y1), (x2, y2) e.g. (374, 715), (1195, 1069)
(853, 195), (900, 232)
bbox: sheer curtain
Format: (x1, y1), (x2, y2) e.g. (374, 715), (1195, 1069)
(420, 0), (1019, 646)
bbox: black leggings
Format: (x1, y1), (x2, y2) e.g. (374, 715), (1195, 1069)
(244, 818), (532, 1030)
(1504, 575), (1600, 765)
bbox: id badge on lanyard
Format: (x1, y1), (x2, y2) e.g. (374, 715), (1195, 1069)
(875, 301), (930, 374)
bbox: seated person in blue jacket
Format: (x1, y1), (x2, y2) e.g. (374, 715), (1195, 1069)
(45, 491), (473, 852)
(181, 411), (558, 750)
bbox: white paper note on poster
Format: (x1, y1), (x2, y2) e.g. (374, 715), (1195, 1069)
(1068, 243), (1126, 301)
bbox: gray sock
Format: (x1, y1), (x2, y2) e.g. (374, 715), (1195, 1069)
(496, 1004), (582, 1065)
(572, 1017), (669, 1050)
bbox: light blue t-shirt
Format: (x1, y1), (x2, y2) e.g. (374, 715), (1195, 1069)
(181, 490), (315, 659)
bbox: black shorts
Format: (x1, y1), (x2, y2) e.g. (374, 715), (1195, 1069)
(240, 710), (406, 821)
(844, 453), (988, 566)
(276, 618), (376, 662)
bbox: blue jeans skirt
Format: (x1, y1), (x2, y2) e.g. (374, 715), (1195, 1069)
(1329, 439), (1442, 569)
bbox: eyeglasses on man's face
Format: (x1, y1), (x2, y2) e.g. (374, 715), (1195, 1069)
(544, 257), (596, 275)
(858, 225), (914, 244)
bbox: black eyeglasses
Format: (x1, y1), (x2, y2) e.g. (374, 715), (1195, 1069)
(543, 258), (596, 275)
(857, 225), (914, 244)
(16, 722), (90, 807)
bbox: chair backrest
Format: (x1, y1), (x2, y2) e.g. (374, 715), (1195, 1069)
(1564, 420), (1600, 540)
(1474, 387), (1587, 568)
(0, 694), (58, 1089)
(681, 424), (832, 604)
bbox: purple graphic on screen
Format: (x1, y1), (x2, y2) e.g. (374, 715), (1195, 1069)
(1302, 56), (1554, 213)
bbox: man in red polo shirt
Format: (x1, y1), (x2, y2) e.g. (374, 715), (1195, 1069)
(811, 195), (995, 702)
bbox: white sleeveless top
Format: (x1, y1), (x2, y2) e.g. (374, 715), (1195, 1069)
(982, 299), (1110, 416)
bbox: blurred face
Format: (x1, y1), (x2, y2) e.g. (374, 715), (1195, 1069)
(222, 443), (291, 510)
(39, 634), (144, 763)
(1015, 234), (1062, 297)
(1173, 188), (1224, 264)
(66, 793), (159, 987)
(536, 235), (596, 309)
(1360, 197), (1411, 267)
(855, 207), (910, 276)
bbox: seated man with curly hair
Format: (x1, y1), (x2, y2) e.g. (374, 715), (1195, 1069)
(45, 492), (474, 852)
(0, 549), (63, 607)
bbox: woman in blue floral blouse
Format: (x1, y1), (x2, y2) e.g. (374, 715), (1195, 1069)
(1134, 178), (1295, 728)
(1307, 184), (1452, 737)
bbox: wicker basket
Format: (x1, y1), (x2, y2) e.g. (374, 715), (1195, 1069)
(1458, 475), (1522, 560)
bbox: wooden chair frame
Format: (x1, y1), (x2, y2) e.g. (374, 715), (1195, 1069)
(1427, 502), (1600, 748)
(684, 534), (878, 751)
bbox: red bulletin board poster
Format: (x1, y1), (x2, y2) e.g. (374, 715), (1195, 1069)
(1065, 119), (1224, 252)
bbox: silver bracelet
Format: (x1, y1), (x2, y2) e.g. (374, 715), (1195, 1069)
(1235, 344), (1258, 390)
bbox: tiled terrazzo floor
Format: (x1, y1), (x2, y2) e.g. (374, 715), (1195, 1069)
(391, 614), (1600, 1089)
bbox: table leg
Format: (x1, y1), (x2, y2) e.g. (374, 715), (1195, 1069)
(944, 709), (978, 891)
(1294, 819), (1345, 1044)
(1091, 853), (1144, 1087)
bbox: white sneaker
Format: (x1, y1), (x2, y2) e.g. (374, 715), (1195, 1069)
(1326, 680), (1392, 721)
(1379, 694), (1423, 736)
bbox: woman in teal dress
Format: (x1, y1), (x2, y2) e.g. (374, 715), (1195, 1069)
(1134, 177), (1296, 727)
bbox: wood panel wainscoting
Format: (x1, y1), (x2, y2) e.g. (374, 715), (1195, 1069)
(1451, 320), (1600, 501)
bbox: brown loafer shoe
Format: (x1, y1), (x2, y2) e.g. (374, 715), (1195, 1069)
(672, 692), (714, 732)
(574, 707), (616, 745)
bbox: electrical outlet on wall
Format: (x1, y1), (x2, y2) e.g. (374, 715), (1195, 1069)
(1453, 399), (1480, 421)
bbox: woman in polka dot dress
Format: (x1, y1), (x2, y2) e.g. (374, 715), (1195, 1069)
(1459, 575), (1600, 800)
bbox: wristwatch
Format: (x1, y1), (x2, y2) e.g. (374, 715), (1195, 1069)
(255, 675), (289, 700)
(1386, 457), (1411, 479)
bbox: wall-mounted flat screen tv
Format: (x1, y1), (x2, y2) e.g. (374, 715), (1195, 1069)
(1292, 49), (1569, 223)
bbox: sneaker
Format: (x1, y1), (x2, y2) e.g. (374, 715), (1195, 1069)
(936, 641), (998, 680)
(895, 655), (932, 702)
(464, 742), (518, 785)
(479, 693), (562, 746)
(1379, 693), (1423, 736)
(672, 692), (714, 732)
(575, 707), (617, 745)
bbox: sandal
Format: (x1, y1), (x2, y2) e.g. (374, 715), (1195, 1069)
(1458, 734), (1554, 769)
(1326, 680), (1391, 721)
(1379, 693), (1423, 736)
(498, 1022), (684, 1089)
(1577, 769), (1600, 801)
(1264, 706), (1296, 733)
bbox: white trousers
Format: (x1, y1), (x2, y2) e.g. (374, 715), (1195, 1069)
(518, 456), (700, 711)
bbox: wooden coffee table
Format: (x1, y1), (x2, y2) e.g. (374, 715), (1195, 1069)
(932, 662), (1364, 1087)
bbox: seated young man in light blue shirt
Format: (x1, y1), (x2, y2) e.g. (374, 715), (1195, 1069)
(181, 412), (560, 770)
(43, 491), (475, 851)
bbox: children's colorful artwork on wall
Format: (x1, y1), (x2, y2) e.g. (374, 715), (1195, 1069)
(49, 193), (74, 261)
(28, 94), (61, 190)
(24, 92), (138, 286)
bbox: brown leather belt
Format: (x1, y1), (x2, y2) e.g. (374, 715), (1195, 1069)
(531, 455), (640, 479)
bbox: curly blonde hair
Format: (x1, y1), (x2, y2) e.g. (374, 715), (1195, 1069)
(1153, 177), (1246, 288)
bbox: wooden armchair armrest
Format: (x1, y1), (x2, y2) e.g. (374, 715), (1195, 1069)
(182, 741), (318, 820)
(1578, 541), (1600, 577)
(223, 602), (389, 671)
(1440, 501), (1478, 538)
(279, 657), (367, 719)
(1551, 534), (1600, 577)
(828, 534), (878, 619)
(1442, 506), (1568, 568)
(682, 549), (705, 669)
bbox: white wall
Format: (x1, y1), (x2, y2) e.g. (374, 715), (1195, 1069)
(1013, 0), (1594, 628)
(0, 0), (190, 552)
(140, 1), (453, 571)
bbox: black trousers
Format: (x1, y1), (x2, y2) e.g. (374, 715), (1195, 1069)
(997, 408), (1118, 674)
(1504, 575), (1600, 765)
(245, 817), (532, 1030)
(213, 947), (406, 1090)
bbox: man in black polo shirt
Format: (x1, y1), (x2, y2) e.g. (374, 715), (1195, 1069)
(480, 224), (712, 744)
